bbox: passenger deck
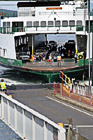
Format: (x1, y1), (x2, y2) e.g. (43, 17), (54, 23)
(23, 58), (78, 72)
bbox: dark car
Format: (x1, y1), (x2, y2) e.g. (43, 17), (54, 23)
(48, 41), (57, 47)
(67, 40), (75, 44)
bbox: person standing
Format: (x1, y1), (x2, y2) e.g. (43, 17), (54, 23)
(57, 55), (61, 67)
(0, 79), (7, 93)
(74, 53), (77, 63)
(83, 50), (86, 71)
(61, 52), (64, 59)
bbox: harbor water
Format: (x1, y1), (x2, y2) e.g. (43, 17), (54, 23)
(0, 66), (44, 85)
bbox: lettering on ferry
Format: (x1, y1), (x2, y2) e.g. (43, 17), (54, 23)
(8, 60), (14, 64)
(46, 7), (62, 10)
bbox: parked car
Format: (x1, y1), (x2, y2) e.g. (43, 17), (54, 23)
(68, 40), (75, 44)
(48, 41), (57, 49)
(19, 52), (30, 61)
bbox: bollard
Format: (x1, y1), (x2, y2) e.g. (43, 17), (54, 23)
(75, 127), (79, 140)
(67, 124), (72, 140)
(60, 83), (62, 96)
(67, 118), (72, 140)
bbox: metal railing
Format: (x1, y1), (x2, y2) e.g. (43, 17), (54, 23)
(75, 125), (93, 140)
(0, 25), (93, 34)
(0, 92), (66, 140)
(54, 81), (93, 106)
(59, 71), (71, 89)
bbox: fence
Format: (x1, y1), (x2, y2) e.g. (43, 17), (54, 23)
(72, 83), (93, 105)
(54, 82), (93, 106)
(0, 92), (66, 140)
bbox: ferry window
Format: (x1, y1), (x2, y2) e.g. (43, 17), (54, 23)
(77, 20), (82, 26)
(33, 21), (39, 27)
(26, 21), (32, 27)
(41, 21), (46, 27)
(3, 49), (6, 57)
(62, 20), (68, 27)
(48, 21), (53, 27)
(3, 22), (6, 27)
(7, 22), (10, 27)
(69, 20), (75, 26)
(55, 20), (60, 27)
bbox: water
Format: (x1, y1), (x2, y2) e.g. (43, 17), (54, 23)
(0, 66), (43, 85)
(0, 119), (22, 140)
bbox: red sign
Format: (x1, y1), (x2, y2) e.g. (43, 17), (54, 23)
(0, 12), (5, 16)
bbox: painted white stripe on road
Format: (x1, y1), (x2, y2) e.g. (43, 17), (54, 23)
(46, 96), (93, 117)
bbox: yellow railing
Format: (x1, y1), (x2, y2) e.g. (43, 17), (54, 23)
(59, 71), (71, 89)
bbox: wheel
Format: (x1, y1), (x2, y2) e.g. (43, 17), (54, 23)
(11, 84), (16, 90)
(79, 55), (83, 59)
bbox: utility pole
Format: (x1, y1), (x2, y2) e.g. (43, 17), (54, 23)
(88, 0), (90, 85)
(92, 33), (93, 85)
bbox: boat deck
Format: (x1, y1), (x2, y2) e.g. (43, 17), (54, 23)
(23, 59), (78, 72)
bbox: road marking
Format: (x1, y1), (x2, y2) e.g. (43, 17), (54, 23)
(46, 96), (93, 117)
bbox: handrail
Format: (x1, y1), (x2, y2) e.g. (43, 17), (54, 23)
(0, 25), (93, 34)
(59, 71), (71, 88)
(0, 92), (66, 140)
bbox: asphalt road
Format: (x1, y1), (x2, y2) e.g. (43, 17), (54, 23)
(8, 84), (93, 140)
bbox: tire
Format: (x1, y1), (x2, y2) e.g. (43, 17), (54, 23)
(7, 84), (16, 90)
(11, 84), (16, 90)
(79, 55), (83, 59)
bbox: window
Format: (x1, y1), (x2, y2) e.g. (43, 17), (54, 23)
(3, 22), (10, 27)
(33, 21), (39, 27)
(62, 20), (68, 27)
(26, 21), (32, 27)
(7, 22), (10, 27)
(3, 22), (6, 27)
(69, 20), (75, 26)
(55, 20), (60, 27)
(41, 21), (46, 27)
(3, 49), (6, 57)
(77, 20), (82, 26)
(48, 21), (53, 27)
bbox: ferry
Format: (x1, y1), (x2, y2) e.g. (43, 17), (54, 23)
(0, 0), (92, 83)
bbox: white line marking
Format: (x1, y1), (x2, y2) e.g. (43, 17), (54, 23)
(46, 96), (93, 117)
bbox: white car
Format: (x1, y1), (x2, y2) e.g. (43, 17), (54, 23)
(19, 52), (30, 61)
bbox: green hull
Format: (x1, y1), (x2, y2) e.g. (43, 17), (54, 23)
(0, 56), (89, 83)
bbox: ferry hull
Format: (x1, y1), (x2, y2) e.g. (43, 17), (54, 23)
(0, 56), (89, 83)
